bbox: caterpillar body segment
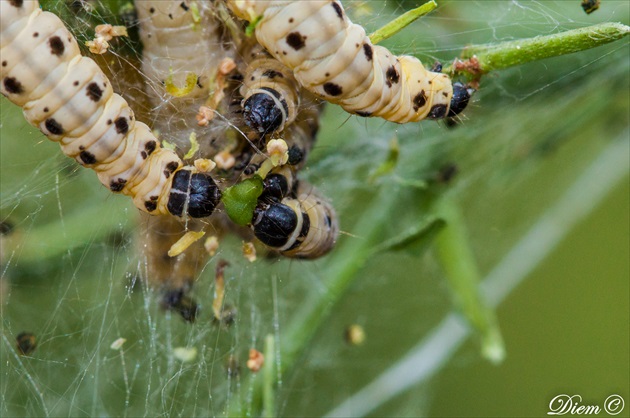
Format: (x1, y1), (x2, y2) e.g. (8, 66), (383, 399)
(136, 0), (225, 100)
(252, 166), (338, 259)
(1, 0), (221, 218)
(136, 0), (240, 162)
(227, 0), (470, 123)
(240, 47), (301, 135)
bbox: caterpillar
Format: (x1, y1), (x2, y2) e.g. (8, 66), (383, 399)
(136, 1), (224, 101)
(252, 165), (338, 259)
(239, 45), (301, 135)
(226, 0), (471, 123)
(1, 0), (221, 219)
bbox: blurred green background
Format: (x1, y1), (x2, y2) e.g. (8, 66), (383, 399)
(1, 1), (628, 416)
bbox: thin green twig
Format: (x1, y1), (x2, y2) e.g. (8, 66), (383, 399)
(369, 1), (437, 45)
(446, 22), (630, 77)
(262, 334), (276, 418)
(8, 200), (134, 262)
(432, 194), (505, 364)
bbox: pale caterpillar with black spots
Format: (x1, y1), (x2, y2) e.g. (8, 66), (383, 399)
(227, 0), (471, 123)
(1, 0), (221, 219)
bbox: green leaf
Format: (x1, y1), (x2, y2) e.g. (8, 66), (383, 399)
(221, 176), (264, 226)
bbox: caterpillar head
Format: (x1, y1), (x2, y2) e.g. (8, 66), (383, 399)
(168, 169), (222, 218)
(447, 82), (474, 117)
(242, 88), (288, 135)
(252, 201), (298, 248)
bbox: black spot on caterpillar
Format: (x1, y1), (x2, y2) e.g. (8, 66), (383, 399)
(1, 0), (220, 218)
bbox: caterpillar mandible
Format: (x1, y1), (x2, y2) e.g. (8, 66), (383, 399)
(1, 0), (221, 219)
(227, 0), (471, 123)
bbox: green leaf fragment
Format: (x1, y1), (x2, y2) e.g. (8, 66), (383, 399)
(165, 71), (198, 97)
(190, 1), (201, 24)
(246, 15), (263, 37)
(162, 140), (176, 151)
(183, 132), (199, 159)
(222, 176), (264, 226)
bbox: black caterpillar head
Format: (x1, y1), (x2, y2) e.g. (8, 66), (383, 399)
(242, 88), (287, 135)
(252, 202), (297, 248)
(447, 82), (474, 117)
(168, 169), (221, 218)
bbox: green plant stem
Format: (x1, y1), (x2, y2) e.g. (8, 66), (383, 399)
(280, 189), (397, 373)
(432, 194), (505, 364)
(446, 22), (630, 76)
(369, 1), (437, 45)
(9, 200), (134, 263)
(262, 334), (276, 418)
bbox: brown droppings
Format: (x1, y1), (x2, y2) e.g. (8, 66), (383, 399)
(0, 220), (14, 235)
(16, 332), (36, 355)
